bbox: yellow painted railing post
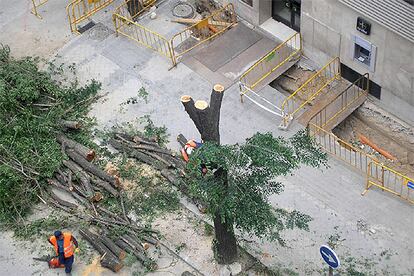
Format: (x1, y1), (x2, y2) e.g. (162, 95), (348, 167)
(171, 3), (237, 64)
(238, 32), (302, 107)
(31, 0), (50, 19)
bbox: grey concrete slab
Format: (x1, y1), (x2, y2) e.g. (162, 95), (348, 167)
(0, 0), (72, 59)
(192, 23), (262, 72)
(135, 0), (188, 38)
(217, 36), (279, 81)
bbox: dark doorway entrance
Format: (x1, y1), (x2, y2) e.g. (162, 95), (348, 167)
(272, 0), (301, 31)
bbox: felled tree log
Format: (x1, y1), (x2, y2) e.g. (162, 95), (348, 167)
(49, 190), (78, 209)
(96, 206), (128, 224)
(110, 139), (165, 171)
(115, 137), (185, 170)
(66, 150), (120, 188)
(49, 178), (90, 207)
(79, 228), (123, 272)
(177, 134), (187, 147)
(57, 134), (95, 161)
(132, 135), (159, 147)
(131, 144), (173, 156)
(56, 169), (75, 192)
(115, 239), (148, 265)
(60, 120), (81, 130)
(121, 234), (144, 251)
(63, 159), (94, 198)
(90, 178), (119, 196)
(99, 235), (126, 260)
(141, 235), (158, 246)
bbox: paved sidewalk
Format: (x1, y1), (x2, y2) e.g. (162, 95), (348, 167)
(1, 1), (413, 275)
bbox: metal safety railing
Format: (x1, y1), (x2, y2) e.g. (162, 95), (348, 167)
(170, 3), (237, 63)
(280, 57), (341, 128)
(307, 74), (413, 204)
(113, 0), (173, 63)
(364, 161), (414, 204)
(67, 0), (116, 34)
(31, 0), (50, 19)
(308, 123), (377, 174)
(239, 32), (301, 100)
(309, 73), (369, 131)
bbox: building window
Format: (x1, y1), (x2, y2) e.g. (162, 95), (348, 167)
(352, 35), (377, 72)
(240, 0), (253, 7)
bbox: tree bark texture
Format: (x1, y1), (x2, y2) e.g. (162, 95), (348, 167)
(99, 235), (126, 260)
(57, 134), (96, 161)
(62, 159), (94, 198)
(181, 84), (237, 264)
(66, 149), (120, 188)
(60, 120), (81, 130)
(79, 228), (123, 272)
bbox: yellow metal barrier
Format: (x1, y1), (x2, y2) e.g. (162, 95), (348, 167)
(280, 57), (341, 128)
(31, 0), (50, 19)
(113, 0), (173, 64)
(239, 32), (302, 100)
(308, 123), (377, 173)
(67, 0), (115, 34)
(364, 161), (414, 204)
(170, 3), (237, 63)
(309, 73), (369, 131)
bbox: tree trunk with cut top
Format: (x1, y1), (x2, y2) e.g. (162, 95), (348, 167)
(181, 84), (237, 264)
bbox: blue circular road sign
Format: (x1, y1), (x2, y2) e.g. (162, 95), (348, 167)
(320, 245), (340, 269)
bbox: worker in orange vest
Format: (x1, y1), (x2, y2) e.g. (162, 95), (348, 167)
(181, 139), (208, 175)
(48, 230), (79, 274)
(181, 139), (203, 162)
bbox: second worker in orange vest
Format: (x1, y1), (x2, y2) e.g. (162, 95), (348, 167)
(48, 230), (79, 274)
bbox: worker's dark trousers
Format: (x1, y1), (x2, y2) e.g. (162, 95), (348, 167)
(58, 254), (74, 273)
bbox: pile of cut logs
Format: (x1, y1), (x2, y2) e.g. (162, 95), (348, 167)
(108, 133), (186, 192)
(46, 130), (164, 272)
(108, 132), (206, 212)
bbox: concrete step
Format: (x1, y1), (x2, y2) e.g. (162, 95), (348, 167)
(217, 37), (279, 81)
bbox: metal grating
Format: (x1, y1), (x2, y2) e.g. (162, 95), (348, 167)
(339, 0), (414, 43)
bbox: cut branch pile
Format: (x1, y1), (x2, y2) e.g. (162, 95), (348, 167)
(108, 133), (207, 212)
(109, 133), (185, 183)
(44, 133), (159, 272)
(109, 133), (194, 194)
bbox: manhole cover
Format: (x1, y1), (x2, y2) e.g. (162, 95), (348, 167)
(172, 3), (194, 18)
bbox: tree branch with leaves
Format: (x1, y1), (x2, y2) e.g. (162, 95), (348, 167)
(181, 84), (328, 264)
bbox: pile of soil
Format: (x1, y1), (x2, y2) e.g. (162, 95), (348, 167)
(333, 101), (414, 179)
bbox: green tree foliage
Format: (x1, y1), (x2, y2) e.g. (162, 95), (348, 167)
(185, 130), (328, 244)
(0, 45), (100, 223)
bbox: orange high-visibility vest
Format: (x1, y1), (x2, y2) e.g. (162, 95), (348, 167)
(181, 140), (198, 162)
(49, 233), (75, 258)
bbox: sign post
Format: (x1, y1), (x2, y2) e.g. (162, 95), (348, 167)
(320, 245), (340, 276)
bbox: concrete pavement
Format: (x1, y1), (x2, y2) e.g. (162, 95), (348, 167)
(1, 1), (413, 275)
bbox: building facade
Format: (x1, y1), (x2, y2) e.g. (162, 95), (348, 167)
(221, 0), (414, 125)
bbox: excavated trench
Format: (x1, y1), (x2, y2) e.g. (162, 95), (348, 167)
(272, 64), (414, 179)
(333, 104), (414, 179)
